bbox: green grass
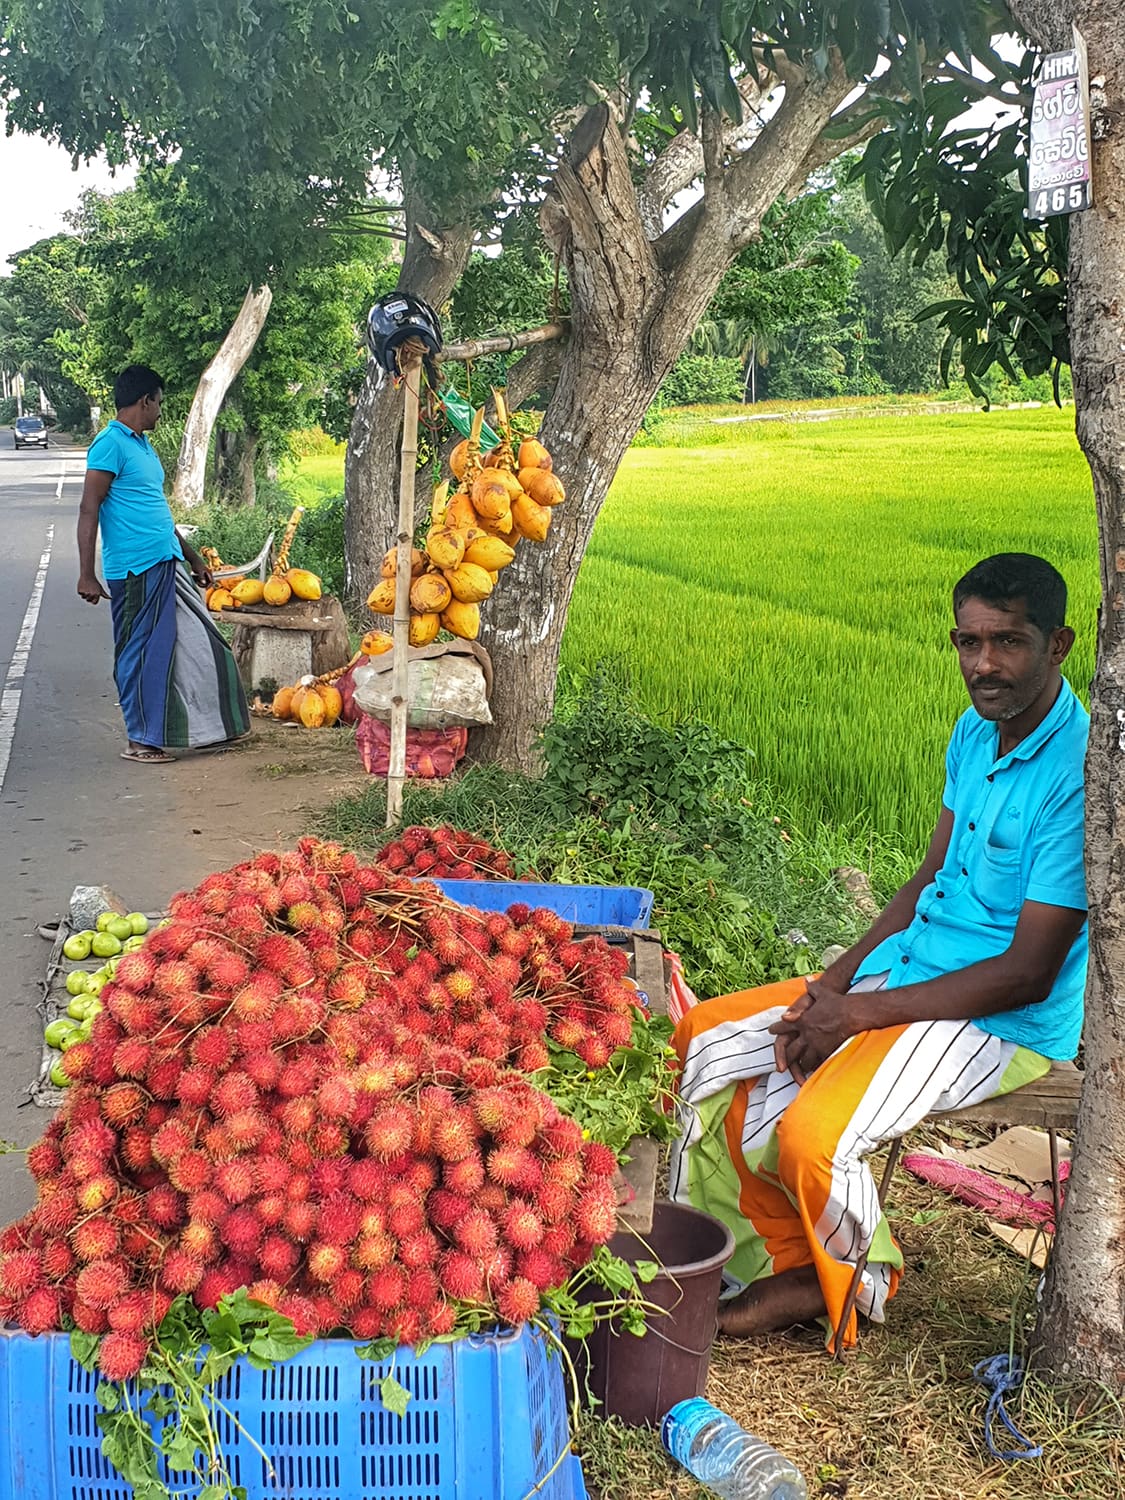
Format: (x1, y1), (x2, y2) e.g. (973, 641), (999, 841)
(277, 452), (347, 510)
(563, 406), (1097, 856)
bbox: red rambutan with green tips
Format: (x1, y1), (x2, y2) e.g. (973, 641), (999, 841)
(190, 1027), (234, 1070)
(215, 1160), (255, 1205)
(166, 1149), (212, 1194)
(222, 1208), (263, 1258)
(452, 1211), (498, 1258)
(574, 1184), (617, 1244)
(436, 1251), (484, 1304)
(307, 1242), (346, 1283)
(151, 1119), (193, 1165)
(225, 1109), (269, 1152)
(75, 1257), (128, 1310)
(259, 1234), (300, 1281)
(210, 1071), (258, 1118)
(246, 1279), (284, 1309)
(497, 1277), (540, 1325)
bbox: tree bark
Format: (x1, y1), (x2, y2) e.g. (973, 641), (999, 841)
(172, 283), (272, 510)
(343, 177), (475, 603)
(1021, 0), (1125, 1386)
(475, 75), (851, 769)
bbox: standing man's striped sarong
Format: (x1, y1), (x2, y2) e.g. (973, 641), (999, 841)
(108, 559), (249, 750)
(669, 976), (1051, 1349)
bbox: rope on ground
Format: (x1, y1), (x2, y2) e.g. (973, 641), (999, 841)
(973, 1353), (1043, 1461)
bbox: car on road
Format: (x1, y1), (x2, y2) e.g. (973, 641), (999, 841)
(13, 416), (50, 450)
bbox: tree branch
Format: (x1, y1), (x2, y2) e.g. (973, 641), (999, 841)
(941, 61), (1031, 108)
(440, 321), (569, 362)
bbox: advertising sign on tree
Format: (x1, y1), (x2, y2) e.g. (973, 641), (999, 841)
(1027, 32), (1093, 220)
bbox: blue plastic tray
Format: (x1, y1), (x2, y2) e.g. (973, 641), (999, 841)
(434, 880), (654, 929)
(0, 1324), (587, 1500)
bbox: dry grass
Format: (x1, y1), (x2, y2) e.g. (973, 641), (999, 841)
(575, 1157), (1122, 1500)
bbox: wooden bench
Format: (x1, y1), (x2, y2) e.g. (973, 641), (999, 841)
(832, 1059), (1083, 1358)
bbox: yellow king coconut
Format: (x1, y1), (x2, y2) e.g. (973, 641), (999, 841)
(410, 571), (453, 614)
(445, 492), (478, 532)
(209, 587), (236, 612)
(286, 568), (322, 601)
(443, 562), (494, 604)
(299, 691), (327, 728)
(463, 533), (516, 571)
(409, 612), (442, 647)
(518, 437), (552, 471)
(271, 685), (295, 720)
(471, 476), (513, 522)
(360, 629), (394, 656)
(425, 527), (465, 571)
(263, 575), (293, 607)
(366, 579), (396, 615)
(381, 546), (426, 580)
(441, 600), (480, 640)
(316, 684), (343, 727)
(231, 578), (266, 606)
(519, 469), (566, 507)
(511, 492), (551, 543)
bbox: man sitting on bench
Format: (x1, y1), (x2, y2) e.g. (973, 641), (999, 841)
(670, 553), (1088, 1350)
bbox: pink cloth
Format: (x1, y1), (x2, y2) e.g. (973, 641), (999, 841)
(902, 1151), (1069, 1231)
(355, 713), (468, 779)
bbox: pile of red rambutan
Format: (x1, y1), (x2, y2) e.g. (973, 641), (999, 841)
(0, 839), (635, 1383)
(375, 824), (534, 881)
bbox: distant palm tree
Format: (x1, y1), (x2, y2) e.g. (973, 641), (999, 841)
(688, 317), (776, 402)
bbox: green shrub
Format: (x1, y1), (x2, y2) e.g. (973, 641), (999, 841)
(659, 354), (744, 406)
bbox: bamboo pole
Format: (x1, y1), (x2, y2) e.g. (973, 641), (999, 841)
(386, 344), (424, 828)
(439, 321), (569, 363)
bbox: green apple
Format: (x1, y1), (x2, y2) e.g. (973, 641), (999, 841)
(49, 1061), (71, 1087)
(91, 932), (122, 959)
(126, 913), (149, 936)
(63, 932), (93, 961)
(44, 1018), (78, 1048)
(65, 970), (91, 996)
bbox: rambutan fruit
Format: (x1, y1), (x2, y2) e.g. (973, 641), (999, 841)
(222, 1207), (263, 1259)
(442, 1155), (486, 1195)
(308, 1242), (346, 1283)
(515, 1041), (550, 1073)
(77, 1175), (118, 1214)
(577, 1036), (613, 1070)
(539, 1116), (584, 1156)
(72, 1299), (109, 1334)
(255, 931), (307, 980)
(203, 1123), (238, 1161)
(166, 1149), (212, 1194)
(215, 1160), (256, 1205)
(282, 1202), (318, 1242)
(518, 1248), (566, 1292)
(436, 1251), (484, 1304)
(194, 1264), (242, 1310)
(96, 1330), (150, 1382)
(347, 1159), (387, 1202)
(398, 1230), (440, 1271)
(284, 1171), (311, 1203)
(190, 1027), (234, 1070)
(329, 1268), (365, 1311)
(453, 1211), (498, 1258)
(174, 1065), (216, 1109)
(254, 1156), (290, 1195)
(161, 1248), (205, 1294)
(17, 1285), (61, 1336)
(151, 1118), (193, 1165)
(1, 1250), (44, 1298)
(353, 1230), (395, 1271)
(0, 1223), (28, 1256)
(26, 1139), (62, 1181)
(278, 1294), (319, 1337)
(502, 1201), (545, 1252)
(271, 995), (318, 1039)
(486, 1146), (537, 1190)
(574, 1184), (617, 1244)
(42, 1240), (76, 1281)
(147, 920), (196, 957)
(145, 1054), (185, 1100)
(114, 951), (158, 993)
(279, 1097), (317, 1137)
(241, 1049), (281, 1092)
(75, 1257), (128, 1309)
(225, 1109), (269, 1152)
(367, 1264), (407, 1311)
(582, 1141), (619, 1178)
(309, 1159), (349, 1199)
(404, 1267), (439, 1314)
(317, 1195), (361, 1246)
(388, 1306), (423, 1345)
(310, 1121), (349, 1160)
(210, 1071), (258, 1119)
(209, 950), (252, 992)
(101, 1084), (147, 1128)
(427, 1190), (471, 1233)
(257, 1194), (286, 1227)
(259, 1234), (300, 1281)
(179, 1221), (219, 1265)
(36, 1191), (79, 1236)
(67, 1151), (107, 1184)
(385, 1199), (424, 1242)
(64, 1117), (117, 1163)
(364, 1109), (413, 1161)
(154, 959), (200, 999)
(425, 1298), (458, 1337)
(230, 972), (283, 1022)
(144, 1184), (186, 1231)
(497, 1277), (540, 1325)
(108, 1290), (150, 1333)
(432, 1108), (479, 1163)
(480, 1245), (513, 1289)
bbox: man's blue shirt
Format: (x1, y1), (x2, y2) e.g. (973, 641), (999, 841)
(856, 679), (1088, 1060)
(86, 420), (183, 580)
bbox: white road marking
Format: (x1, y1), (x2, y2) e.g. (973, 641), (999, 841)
(0, 526), (55, 795)
(55, 460), (67, 498)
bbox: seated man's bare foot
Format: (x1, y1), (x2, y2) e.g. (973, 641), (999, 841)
(717, 1266), (827, 1338)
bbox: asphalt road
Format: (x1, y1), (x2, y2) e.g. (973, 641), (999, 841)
(0, 439), (224, 1222)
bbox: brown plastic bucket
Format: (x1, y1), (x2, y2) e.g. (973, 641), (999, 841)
(572, 1198), (735, 1427)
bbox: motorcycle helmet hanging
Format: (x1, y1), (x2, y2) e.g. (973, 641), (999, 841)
(366, 293), (443, 383)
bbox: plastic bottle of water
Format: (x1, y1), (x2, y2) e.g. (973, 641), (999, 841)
(661, 1398), (808, 1499)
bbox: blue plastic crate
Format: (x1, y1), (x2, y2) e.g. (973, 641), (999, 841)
(434, 880), (654, 929)
(0, 1324), (587, 1500)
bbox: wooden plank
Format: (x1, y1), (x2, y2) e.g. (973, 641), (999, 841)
(946, 1061), (1082, 1130)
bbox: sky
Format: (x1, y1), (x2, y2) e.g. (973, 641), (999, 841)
(0, 116), (136, 272)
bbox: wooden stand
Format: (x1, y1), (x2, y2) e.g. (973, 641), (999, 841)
(228, 597), (350, 695)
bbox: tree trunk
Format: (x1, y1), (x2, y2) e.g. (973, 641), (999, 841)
(172, 283), (272, 509)
(214, 421), (258, 509)
(475, 84), (849, 769)
(1030, 0), (1125, 1385)
(343, 179), (475, 603)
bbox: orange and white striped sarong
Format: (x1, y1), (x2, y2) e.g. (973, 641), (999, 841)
(669, 976), (1051, 1349)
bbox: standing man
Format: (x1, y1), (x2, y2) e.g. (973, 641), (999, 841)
(671, 554), (1087, 1351)
(77, 364), (250, 763)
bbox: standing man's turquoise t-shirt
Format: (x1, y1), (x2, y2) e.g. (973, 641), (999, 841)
(86, 420), (184, 581)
